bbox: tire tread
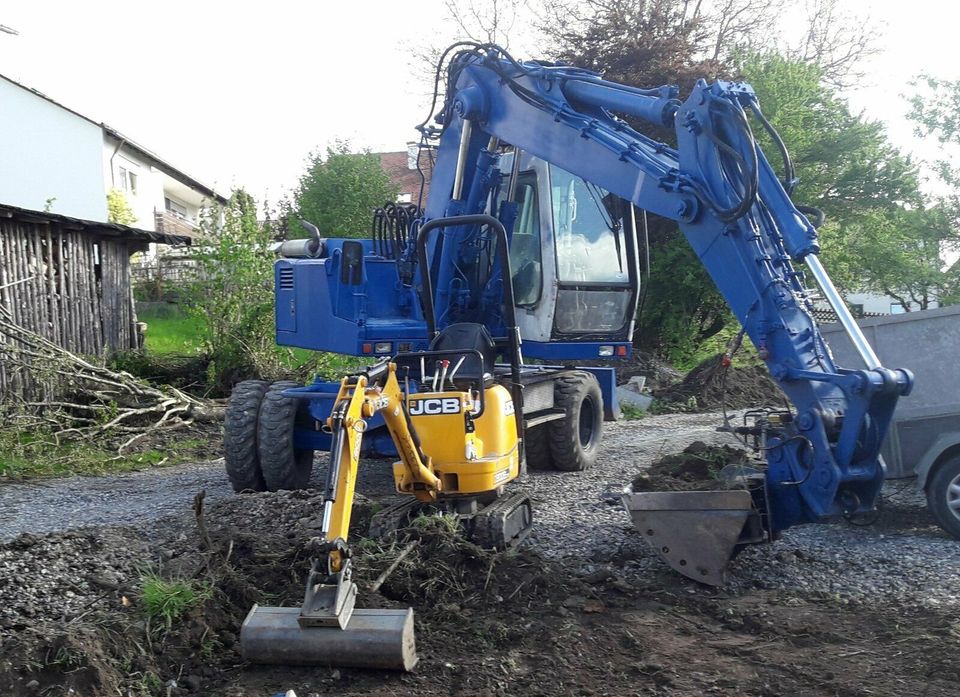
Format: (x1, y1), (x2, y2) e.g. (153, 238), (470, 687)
(224, 380), (269, 492)
(547, 371), (602, 472)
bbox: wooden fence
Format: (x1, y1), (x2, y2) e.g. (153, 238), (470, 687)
(0, 204), (189, 400)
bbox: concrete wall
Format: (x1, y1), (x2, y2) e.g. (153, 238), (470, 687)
(0, 77), (107, 221)
(819, 305), (960, 476)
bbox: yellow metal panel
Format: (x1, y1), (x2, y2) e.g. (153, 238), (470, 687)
(405, 385), (519, 495)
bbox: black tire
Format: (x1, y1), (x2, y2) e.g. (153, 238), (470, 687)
(524, 424), (555, 470)
(926, 454), (960, 540)
(224, 380), (269, 493)
(548, 371), (603, 472)
(258, 380), (315, 491)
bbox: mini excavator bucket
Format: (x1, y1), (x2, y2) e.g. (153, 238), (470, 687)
(240, 606), (418, 671)
(621, 487), (758, 586)
(239, 563), (419, 671)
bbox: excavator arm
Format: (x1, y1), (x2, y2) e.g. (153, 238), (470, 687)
(302, 359), (443, 626)
(414, 44), (913, 556)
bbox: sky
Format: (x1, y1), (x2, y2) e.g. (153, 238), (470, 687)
(0, 1), (955, 204)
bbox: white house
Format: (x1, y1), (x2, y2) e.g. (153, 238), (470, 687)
(0, 73), (225, 240)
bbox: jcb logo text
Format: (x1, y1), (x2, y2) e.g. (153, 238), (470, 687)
(409, 398), (462, 415)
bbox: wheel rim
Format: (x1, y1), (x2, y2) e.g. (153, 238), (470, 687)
(578, 396), (596, 448)
(947, 472), (960, 521)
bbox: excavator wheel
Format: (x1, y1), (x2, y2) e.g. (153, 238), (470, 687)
(257, 380), (315, 491)
(524, 423), (554, 470)
(224, 380), (269, 492)
(548, 371), (603, 472)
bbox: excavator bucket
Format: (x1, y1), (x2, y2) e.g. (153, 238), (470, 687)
(621, 487), (754, 586)
(240, 606), (418, 671)
(239, 564), (418, 671)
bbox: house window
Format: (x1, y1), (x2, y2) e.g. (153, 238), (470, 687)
(118, 166), (138, 195)
(165, 197), (189, 220)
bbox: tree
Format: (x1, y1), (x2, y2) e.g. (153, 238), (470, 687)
(290, 141), (397, 239)
(740, 53), (921, 294)
(846, 206), (959, 311)
(909, 75), (960, 197)
(540, 1), (918, 358)
(785, 0), (881, 90)
(188, 189), (299, 388)
(107, 189), (137, 225)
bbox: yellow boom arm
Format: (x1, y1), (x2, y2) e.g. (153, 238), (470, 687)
(321, 360), (441, 572)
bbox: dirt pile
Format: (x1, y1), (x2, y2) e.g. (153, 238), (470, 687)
(0, 489), (600, 696)
(612, 351), (683, 390)
(653, 353), (786, 412)
(631, 441), (752, 492)
(3, 481), (960, 696)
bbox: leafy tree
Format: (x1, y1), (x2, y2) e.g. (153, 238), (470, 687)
(107, 189), (137, 225)
(187, 189), (309, 388)
(846, 206), (959, 311)
(544, 1), (920, 358)
(290, 141), (397, 239)
(740, 53), (921, 293)
(909, 75), (960, 197)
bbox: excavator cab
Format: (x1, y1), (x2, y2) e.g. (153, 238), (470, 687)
(498, 152), (641, 349)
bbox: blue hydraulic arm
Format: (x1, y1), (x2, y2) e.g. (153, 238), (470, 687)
(415, 44), (913, 536)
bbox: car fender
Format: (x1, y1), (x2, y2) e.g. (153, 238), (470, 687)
(915, 431), (960, 490)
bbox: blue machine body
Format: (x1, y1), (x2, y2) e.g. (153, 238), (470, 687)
(276, 45), (912, 536)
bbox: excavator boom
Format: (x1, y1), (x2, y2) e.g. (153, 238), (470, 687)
(414, 45), (912, 579)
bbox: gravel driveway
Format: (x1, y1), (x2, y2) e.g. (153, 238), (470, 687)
(4, 412), (958, 608)
(0, 459), (233, 541)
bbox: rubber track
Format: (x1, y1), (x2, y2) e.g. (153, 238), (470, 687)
(258, 380), (314, 491)
(471, 491), (534, 550)
(223, 380), (269, 492)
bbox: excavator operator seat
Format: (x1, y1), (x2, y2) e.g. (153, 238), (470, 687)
(428, 323), (496, 388)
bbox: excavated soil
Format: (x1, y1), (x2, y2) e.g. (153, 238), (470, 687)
(2, 481), (958, 697)
(611, 352), (683, 391)
(630, 441), (752, 492)
(653, 353), (786, 412)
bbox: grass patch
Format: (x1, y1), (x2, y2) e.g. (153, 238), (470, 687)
(0, 427), (207, 480)
(138, 309), (206, 356)
(140, 574), (211, 629)
(138, 306), (361, 374)
(619, 403), (648, 420)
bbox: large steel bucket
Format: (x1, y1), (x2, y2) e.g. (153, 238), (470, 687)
(621, 486), (754, 586)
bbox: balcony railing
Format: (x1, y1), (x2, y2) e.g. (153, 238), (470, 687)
(155, 210), (197, 238)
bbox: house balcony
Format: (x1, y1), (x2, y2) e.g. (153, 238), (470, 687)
(154, 210), (197, 238)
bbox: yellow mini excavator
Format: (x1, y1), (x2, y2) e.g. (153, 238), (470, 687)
(240, 331), (534, 671)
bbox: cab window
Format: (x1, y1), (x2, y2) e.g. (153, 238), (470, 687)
(508, 176), (542, 306)
(550, 165), (628, 284)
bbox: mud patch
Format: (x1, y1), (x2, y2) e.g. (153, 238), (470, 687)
(631, 441), (752, 492)
(3, 485), (959, 696)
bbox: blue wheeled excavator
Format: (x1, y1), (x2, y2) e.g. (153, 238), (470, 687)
(227, 43), (912, 670)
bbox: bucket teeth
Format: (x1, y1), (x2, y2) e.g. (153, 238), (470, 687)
(621, 488), (754, 586)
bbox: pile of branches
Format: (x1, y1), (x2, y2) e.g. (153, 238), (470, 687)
(0, 306), (217, 453)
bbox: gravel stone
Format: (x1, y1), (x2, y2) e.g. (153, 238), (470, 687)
(0, 459), (233, 541)
(2, 410), (957, 621)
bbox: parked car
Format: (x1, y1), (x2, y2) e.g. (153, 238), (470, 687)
(820, 304), (960, 538)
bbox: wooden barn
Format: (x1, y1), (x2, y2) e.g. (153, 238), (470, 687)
(0, 203), (189, 397)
